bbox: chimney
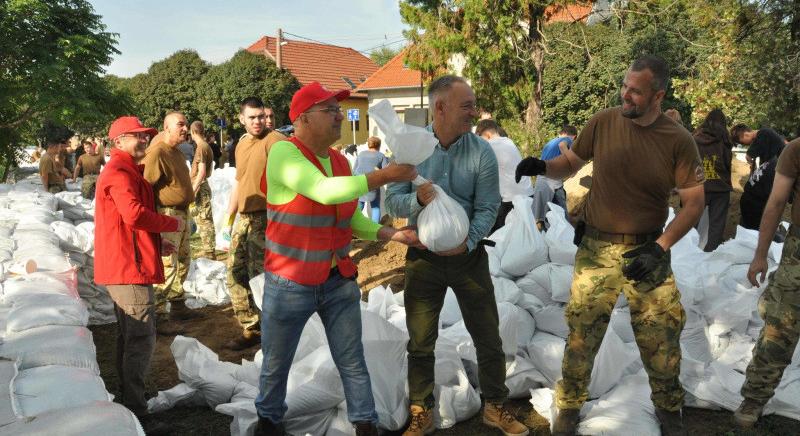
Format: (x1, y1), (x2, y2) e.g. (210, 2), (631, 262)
(276, 28), (283, 69)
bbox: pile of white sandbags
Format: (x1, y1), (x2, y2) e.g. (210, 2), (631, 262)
(151, 198), (800, 435)
(183, 258), (230, 308)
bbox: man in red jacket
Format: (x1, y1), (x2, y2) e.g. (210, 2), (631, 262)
(94, 116), (184, 435)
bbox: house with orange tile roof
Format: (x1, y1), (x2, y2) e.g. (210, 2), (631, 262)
(246, 33), (379, 146)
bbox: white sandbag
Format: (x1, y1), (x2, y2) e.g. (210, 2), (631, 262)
(147, 382), (204, 414)
(0, 401), (145, 436)
(506, 353), (548, 398)
(765, 367), (800, 421)
(609, 307), (635, 343)
(527, 263), (573, 303)
(682, 361), (744, 411)
(578, 371), (659, 436)
(183, 258), (229, 308)
(215, 400), (258, 436)
(365, 285), (397, 320)
(12, 365), (111, 417)
(680, 307), (713, 363)
(0, 325), (98, 373)
(9, 254), (74, 274)
(440, 302), (520, 362)
(417, 185), (469, 252)
(368, 99), (437, 167)
(361, 310), (409, 430)
(544, 202), (577, 264)
(527, 332), (566, 386)
(434, 370), (481, 429)
(6, 294), (88, 333)
(491, 276), (522, 305)
(499, 196), (548, 277)
(437, 289), (462, 328)
(529, 387), (557, 430)
(50, 221), (92, 252)
(170, 336), (240, 407)
(516, 271), (556, 306)
(1, 272), (77, 303)
(532, 304), (569, 339)
(587, 326), (641, 399)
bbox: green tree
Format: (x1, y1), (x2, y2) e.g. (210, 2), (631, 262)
(0, 0), (120, 178)
(128, 50), (210, 128)
(196, 50), (301, 132)
(369, 46), (402, 66)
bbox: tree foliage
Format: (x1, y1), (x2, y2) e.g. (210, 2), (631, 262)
(369, 46), (402, 66)
(0, 0), (124, 177)
(196, 50), (300, 132)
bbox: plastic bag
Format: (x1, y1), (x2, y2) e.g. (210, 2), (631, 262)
(12, 366), (111, 417)
(368, 99), (437, 168)
(499, 196), (548, 277)
(417, 185), (469, 252)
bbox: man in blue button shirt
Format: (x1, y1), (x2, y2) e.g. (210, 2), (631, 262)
(385, 75), (529, 436)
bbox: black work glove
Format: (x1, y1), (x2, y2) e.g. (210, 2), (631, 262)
(573, 221), (586, 246)
(515, 157), (547, 183)
(621, 241), (666, 282)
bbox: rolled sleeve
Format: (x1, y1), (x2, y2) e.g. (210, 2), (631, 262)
(385, 181), (424, 220)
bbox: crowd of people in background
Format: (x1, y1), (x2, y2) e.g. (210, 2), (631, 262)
(29, 52), (800, 436)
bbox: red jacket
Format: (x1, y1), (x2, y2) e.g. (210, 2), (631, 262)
(264, 137), (358, 285)
(94, 148), (179, 285)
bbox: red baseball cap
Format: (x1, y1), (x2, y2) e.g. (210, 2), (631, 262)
(289, 82), (350, 122)
(108, 116), (158, 140)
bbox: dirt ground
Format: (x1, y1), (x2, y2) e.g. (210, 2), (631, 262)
(89, 158), (800, 435)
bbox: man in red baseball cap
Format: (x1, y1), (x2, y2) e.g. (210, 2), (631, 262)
(94, 116), (185, 435)
(253, 82), (421, 436)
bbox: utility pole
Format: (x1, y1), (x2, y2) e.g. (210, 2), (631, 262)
(276, 28), (283, 69)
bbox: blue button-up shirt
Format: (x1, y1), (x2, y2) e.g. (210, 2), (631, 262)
(385, 128), (500, 252)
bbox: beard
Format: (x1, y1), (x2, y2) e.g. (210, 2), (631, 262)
(621, 104), (647, 119)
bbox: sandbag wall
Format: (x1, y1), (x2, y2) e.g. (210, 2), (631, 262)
(0, 174), (142, 435)
(152, 198), (800, 436)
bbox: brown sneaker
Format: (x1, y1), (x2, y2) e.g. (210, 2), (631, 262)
(483, 402), (529, 436)
(155, 313), (185, 336)
(655, 407), (686, 436)
(733, 398), (764, 429)
(224, 330), (261, 351)
(552, 408), (580, 436)
(403, 405), (434, 436)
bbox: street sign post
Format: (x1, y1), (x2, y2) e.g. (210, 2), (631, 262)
(215, 118), (226, 159)
(346, 109), (359, 145)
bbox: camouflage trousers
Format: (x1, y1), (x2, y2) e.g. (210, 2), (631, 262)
(556, 235), (686, 411)
(741, 232), (800, 405)
(154, 207), (190, 312)
(81, 174), (97, 199)
(226, 211), (266, 332)
(191, 181), (215, 260)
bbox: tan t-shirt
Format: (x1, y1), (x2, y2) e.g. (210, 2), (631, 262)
(572, 107), (704, 234)
(39, 153), (64, 187)
(78, 153), (105, 176)
(775, 138), (800, 225)
(142, 141), (195, 208)
(191, 139), (214, 180)
(235, 130), (287, 213)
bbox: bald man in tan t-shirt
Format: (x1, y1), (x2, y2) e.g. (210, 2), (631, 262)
(142, 111), (197, 326)
(517, 56), (705, 436)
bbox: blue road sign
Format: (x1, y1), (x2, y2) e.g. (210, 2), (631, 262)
(215, 118), (226, 128)
(347, 109), (360, 122)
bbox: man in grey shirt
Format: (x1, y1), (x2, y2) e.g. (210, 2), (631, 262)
(385, 75), (529, 436)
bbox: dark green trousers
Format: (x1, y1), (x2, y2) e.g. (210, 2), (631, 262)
(404, 246), (509, 408)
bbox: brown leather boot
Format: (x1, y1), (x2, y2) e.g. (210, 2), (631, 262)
(733, 398), (764, 429)
(403, 405), (434, 435)
(483, 401), (529, 436)
(552, 408), (580, 436)
(655, 408), (687, 436)
(224, 329), (261, 351)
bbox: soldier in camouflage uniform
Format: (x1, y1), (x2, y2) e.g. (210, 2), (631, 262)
(189, 121), (216, 259)
(736, 137), (800, 428)
(221, 97), (283, 350)
(516, 56), (705, 436)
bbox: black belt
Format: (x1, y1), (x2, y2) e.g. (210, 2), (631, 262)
(330, 266), (357, 280)
(584, 225), (661, 245)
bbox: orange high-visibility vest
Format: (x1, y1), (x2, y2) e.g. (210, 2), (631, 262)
(264, 137), (358, 285)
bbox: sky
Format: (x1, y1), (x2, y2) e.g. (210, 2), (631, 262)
(90, 0), (409, 77)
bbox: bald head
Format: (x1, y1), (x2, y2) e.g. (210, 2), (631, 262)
(163, 112), (188, 146)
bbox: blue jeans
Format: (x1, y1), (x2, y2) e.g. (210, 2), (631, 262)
(255, 270), (378, 424)
(358, 194), (381, 223)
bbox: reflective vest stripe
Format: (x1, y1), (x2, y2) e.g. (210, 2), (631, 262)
(267, 209), (335, 227)
(266, 239), (351, 262)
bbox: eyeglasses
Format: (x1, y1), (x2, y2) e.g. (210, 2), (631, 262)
(306, 106), (343, 115)
(117, 133), (150, 141)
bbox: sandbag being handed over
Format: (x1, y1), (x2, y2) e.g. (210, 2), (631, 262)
(368, 99), (438, 170)
(417, 185), (470, 252)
